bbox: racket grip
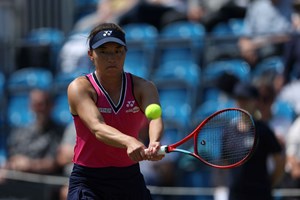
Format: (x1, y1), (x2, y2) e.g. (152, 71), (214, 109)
(157, 145), (167, 155)
(144, 145), (167, 155)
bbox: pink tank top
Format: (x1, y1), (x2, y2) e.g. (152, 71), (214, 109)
(73, 72), (148, 168)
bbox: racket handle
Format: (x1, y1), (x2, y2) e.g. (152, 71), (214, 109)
(144, 145), (167, 155)
(158, 145), (167, 155)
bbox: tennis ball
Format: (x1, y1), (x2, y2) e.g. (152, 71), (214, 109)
(145, 104), (162, 120)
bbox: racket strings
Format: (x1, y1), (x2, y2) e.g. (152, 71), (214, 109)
(196, 110), (255, 167)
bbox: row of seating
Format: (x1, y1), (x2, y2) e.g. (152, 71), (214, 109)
(0, 55), (292, 131)
(0, 68), (86, 129)
(13, 20), (244, 76)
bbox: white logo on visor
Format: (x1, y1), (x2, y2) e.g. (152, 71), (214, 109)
(103, 30), (112, 36)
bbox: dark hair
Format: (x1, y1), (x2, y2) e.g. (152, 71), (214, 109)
(88, 23), (126, 50)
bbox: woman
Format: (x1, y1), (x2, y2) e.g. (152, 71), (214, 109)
(67, 22), (164, 199)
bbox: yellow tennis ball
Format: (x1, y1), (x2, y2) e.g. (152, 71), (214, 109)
(145, 104), (162, 120)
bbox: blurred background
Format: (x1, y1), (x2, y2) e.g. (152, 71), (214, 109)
(1, 0), (300, 199)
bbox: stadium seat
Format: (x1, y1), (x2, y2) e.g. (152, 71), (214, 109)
(0, 72), (6, 125)
(6, 68), (53, 127)
(0, 72), (4, 97)
(156, 79), (196, 129)
(0, 72), (6, 119)
(16, 27), (65, 72)
(0, 71), (6, 160)
(251, 56), (284, 79)
(211, 22), (232, 36)
(211, 18), (244, 37)
(123, 23), (159, 78)
(228, 18), (245, 36)
(7, 94), (34, 127)
(272, 99), (296, 123)
(124, 49), (151, 79)
(52, 93), (72, 126)
(192, 99), (235, 127)
(123, 23), (158, 53)
(53, 68), (89, 91)
(26, 27), (65, 46)
(202, 59), (250, 102)
(7, 67), (53, 92)
(123, 23), (158, 44)
(203, 59), (251, 85)
(158, 21), (206, 65)
(159, 121), (184, 161)
(160, 21), (206, 43)
(152, 60), (201, 89)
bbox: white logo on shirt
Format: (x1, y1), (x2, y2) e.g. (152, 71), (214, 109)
(126, 101), (135, 108)
(125, 101), (140, 113)
(99, 107), (112, 113)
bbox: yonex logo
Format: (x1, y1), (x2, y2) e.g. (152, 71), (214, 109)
(126, 101), (135, 108)
(103, 30), (112, 36)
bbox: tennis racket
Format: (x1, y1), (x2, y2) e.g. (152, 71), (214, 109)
(154, 108), (257, 169)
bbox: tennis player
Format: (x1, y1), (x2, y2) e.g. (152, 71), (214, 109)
(67, 22), (164, 199)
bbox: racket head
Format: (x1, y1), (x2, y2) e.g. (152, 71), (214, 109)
(191, 108), (257, 169)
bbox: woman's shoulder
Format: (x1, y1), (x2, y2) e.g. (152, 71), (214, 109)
(130, 73), (156, 89)
(68, 75), (94, 94)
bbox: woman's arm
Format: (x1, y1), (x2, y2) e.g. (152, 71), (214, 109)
(67, 76), (147, 162)
(133, 76), (164, 159)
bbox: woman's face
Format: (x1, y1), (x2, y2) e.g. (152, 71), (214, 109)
(89, 42), (126, 74)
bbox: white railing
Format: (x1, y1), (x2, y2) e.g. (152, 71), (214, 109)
(1, 169), (300, 199)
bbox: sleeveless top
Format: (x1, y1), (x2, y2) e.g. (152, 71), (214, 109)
(72, 72), (148, 168)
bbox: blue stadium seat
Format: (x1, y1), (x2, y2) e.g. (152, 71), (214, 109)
(0, 72), (4, 97)
(26, 27), (65, 46)
(18, 27), (65, 72)
(192, 99), (236, 127)
(6, 68), (53, 127)
(152, 60), (201, 88)
(158, 21), (206, 65)
(7, 67), (53, 92)
(52, 93), (72, 126)
(203, 59), (251, 84)
(272, 99), (296, 123)
(159, 121), (184, 161)
(160, 21), (206, 43)
(123, 23), (158, 43)
(123, 23), (158, 53)
(7, 94), (34, 127)
(53, 69), (89, 91)
(251, 56), (284, 79)
(0, 71), (7, 166)
(124, 49), (151, 79)
(0, 72), (5, 125)
(156, 79), (196, 129)
(159, 48), (194, 66)
(0, 72), (6, 163)
(202, 59), (250, 102)
(211, 22), (232, 36)
(211, 19), (244, 37)
(123, 23), (159, 78)
(228, 18), (245, 36)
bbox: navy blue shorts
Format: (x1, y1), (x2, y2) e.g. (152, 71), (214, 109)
(67, 163), (152, 200)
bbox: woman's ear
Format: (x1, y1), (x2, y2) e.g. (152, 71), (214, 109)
(88, 50), (94, 62)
